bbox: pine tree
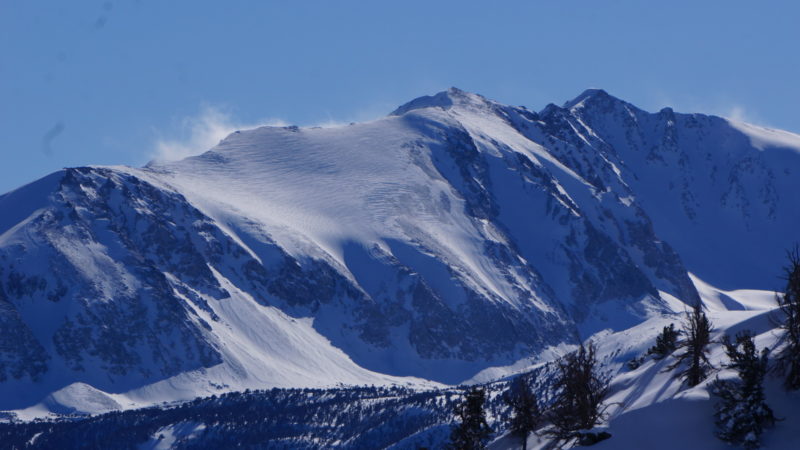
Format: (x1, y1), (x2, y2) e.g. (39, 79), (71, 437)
(774, 246), (800, 390)
(448, 387), (492, 450)
(503, 375), (541, 450)
(648, 323), (679, 359)
(669, 301), (713, 386)
(713, 331), (775, 450)
(547, 342), (610, 442)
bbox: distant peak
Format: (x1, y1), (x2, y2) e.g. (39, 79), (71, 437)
(390, 87), (492, 116)
(563, 88), (626, 110)
(445, 86), (468, 97)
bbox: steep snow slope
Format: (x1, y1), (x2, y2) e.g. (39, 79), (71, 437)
(559, 90), (800, 289)
(0, 168), (432, 417)
(0, 88), (797, 416)
(138, 88), (703, 379)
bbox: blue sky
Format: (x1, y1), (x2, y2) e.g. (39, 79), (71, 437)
(2, 0), (799, 194)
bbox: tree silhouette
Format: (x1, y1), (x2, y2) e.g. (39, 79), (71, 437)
(504, 375), (541, 450)
(648, 323), (679, 359)
(449, 387), (492, 449)
(547, 342), (610, 441)
(669, 301), (713, 386)
(774, 246), (800, 390)
(713, 330), (775, 449)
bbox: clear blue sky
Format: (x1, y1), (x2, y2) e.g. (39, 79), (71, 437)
(2, 1), (799, 194)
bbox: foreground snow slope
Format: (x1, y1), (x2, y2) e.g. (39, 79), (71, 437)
(487, 278), (799, 449)
(1, 88), (798, 416)
(593, 281), (799, 449)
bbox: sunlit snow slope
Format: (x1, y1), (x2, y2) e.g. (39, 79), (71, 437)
(486, 278), (800, 450)
(1, 88), (798, 415)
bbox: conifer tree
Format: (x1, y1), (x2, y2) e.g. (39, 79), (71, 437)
(449, 387), (493, 450)
(713, 331), (775, 450)
(547, 342), (610, 442)
(774, 246), (800, 390)
(503, 375), (541, 450)
(648, 323), (679, 359)
(669, 301), (713, 386)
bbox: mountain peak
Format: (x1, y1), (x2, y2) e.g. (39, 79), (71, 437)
(563, 88), (627, 110)
(390, 87), (492, 116)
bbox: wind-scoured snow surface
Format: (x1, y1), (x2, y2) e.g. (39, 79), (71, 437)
(0, 88), (798, 418)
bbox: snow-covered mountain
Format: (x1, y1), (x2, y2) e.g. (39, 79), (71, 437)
(1, 87), (798, 416)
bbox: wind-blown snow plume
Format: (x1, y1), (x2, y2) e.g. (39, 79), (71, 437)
(151, 105), (289, 162)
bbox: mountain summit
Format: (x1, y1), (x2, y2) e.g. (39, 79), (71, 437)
(562, 88), (628, 109)
(390, 87), (497, 115)
(1, 88), (799, 415)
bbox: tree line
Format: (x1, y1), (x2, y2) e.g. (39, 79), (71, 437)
(448, 340), (611, 449)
